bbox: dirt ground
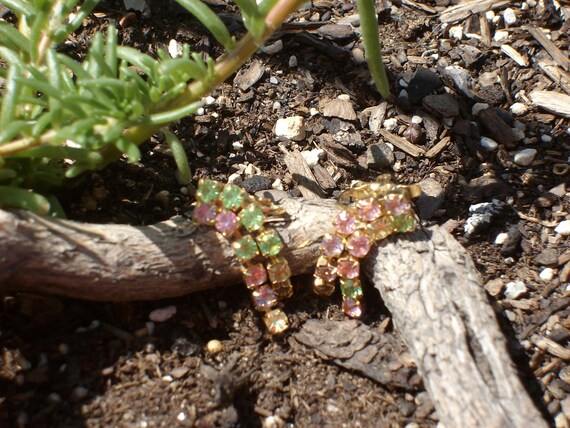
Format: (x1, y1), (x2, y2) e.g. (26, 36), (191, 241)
(1, 0), (570, 426)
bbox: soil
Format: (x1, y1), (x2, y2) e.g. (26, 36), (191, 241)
(1, 0), (570, 427)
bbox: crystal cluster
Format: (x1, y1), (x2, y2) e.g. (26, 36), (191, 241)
(194, 178), (291, 334)
(313, 176), (418, 318)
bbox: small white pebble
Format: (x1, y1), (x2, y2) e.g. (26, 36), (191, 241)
(485, 11), (495, 20)
(300, 148), (324, 168)
(527, 0), (537, 6)
(399, 78), (409, 88)
(513, 148), (537, 166)
(504, 280), (527, 300)
(149, 305), (177, 323)
(480, 136), (498, 151)
(494, 31), (509, 42)
(227, 172), (241, 183)
(540, 134), (552, 143)
(443, 118), (454, 127)
(269, 76), (279, 85)
(272, 178), (284, 191)
(510, 102), (528, 115)
(411, 115), (423, 124)
(177, 412), (187, 422)
(196, 107), (205, 116)
(505, 310), (517, 322)
(204, 96), (216, 105)
(288, 55), (298, 67)
(272, 101), (281, 111)
(168, 39), (181, 58)
(310, 107), (319, 116)
(232, 141), (244, 150)
(521, 2), (529, 10)
(555, 220), (570, 236)
(383, 118), (398, 131)
(503, 8), (517, 25)
(539, 268), (556, 281)
(449, 26), (463, 40)
(274, 116), (305, 141)
(161, 375), (173, 382)
(495, 232), (509, 245)
(338, 94), (351, 101)
(472, 103), (489, 116)
(206, 339), (223, 355)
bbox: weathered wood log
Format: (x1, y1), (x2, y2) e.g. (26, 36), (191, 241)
(0, 192), (335, 300)
(0, 192), (548, 427)
(367, 228), (548, 428)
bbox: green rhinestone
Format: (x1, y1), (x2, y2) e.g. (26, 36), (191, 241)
(232, 235), (259, 262)
(392, 213), (416, 233)
(220, 184), (245, 211)
(340, 278), (363, 300)
(256, 230), (284, 257)
(196, 179), (222, 203)
(240, 203), (265, 232)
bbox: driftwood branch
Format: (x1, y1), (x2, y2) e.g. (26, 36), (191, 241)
(0, 192), (547, 427)
(367, 228), (548, 428)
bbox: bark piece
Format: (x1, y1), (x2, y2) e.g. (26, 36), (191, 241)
(526, 25), (570, 71)
(282, 149), (326, 198)
(530, 90), (570, 118)
(439, 0), (510, 24)
(478, 108), (520, 148)
(295, 319), (418, 390)
(378, 129), (426, 158)
(536, 56), (570, 95)
(365, 226), (548, 428)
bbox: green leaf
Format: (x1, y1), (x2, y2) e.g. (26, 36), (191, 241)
(175, 0), (234, 50)
(105, 25), (118, 76)
(117, 46), (156, 79)
(233, 0), (258, 18)
(355, 0), (390, 99)
(164, 130), (191, 185)
(114, 137), (141, 163)
(0, 120), (29, 144)
(0, 22), (29, 52)
(0, 64), (21, 128)
(0, 185), (51, 215)
(0, 0), (35, 16)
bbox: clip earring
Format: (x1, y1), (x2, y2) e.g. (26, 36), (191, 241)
(193, 179), (292, 334)
(313, 175), (421, 318)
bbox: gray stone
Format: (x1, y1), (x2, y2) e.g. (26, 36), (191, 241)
(243, 176), (272, 193)
(534, 248), (559, 266)
(366, 143), (394, 169)
(407, 68), (443, 104)
(417, 178), (445, 220)
(422, 93), (460, 118)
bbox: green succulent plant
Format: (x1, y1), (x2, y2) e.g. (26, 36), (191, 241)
(0, 0), (388, 216)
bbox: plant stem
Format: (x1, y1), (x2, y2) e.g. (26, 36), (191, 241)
(99, 0), (307, 166)
(355, 0), (390, 99)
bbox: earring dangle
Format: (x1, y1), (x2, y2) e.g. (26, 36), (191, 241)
(313, 175), (421, 318)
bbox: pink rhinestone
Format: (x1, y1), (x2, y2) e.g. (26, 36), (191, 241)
(243, 263), (267, 288)
(346, 231), (372, 258)
(214, 211), (238, 236)
(357, 198), (382, 222)
(251, 285), (277, 311)
(336, 257), (359, 279)
(321, 233), (344, 257)
(334, 211), (357, 235)
(383, 194), (411, 215)
(193, 202), (217, 225)
(342, 297), (362, 318)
